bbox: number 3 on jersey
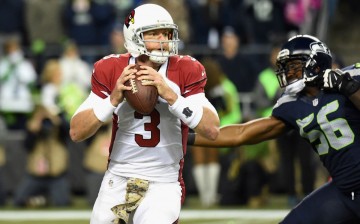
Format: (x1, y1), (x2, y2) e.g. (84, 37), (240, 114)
(296, 100), (355, 155)
(134, 110), (160, 147)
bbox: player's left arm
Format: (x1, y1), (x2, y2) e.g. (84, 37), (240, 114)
(155, 88), (220, 140)
(175, 58), (219, 140)
(189, 116), (286, 147)
(348, 89), (360, 110)
(323, 68), (360, 110)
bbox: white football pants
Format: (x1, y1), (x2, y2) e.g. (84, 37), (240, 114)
(90, 170), (182, 224)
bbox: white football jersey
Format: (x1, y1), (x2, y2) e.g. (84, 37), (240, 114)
(90, 53), (207, 183)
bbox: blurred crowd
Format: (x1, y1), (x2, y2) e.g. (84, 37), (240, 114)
(0, 0), (342, 209)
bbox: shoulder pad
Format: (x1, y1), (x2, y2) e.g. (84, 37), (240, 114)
(342, 63), (360, 71)
(342, 63), (360, 77)
(273, 93), (297, 109)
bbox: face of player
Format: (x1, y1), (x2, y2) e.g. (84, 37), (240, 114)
(284, 59), (304, 84)
(142, 28), (171, 52)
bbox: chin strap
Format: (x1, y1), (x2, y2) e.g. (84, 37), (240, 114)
(149, 50), (169, 64)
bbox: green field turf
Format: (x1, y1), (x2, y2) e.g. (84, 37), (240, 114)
(0, 220), (281, 224)
(0, 209), (286, 224)
(0, 195), (289, 224)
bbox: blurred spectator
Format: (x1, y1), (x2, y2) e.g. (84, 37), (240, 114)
(185, 0), (232, 47)
(13, 105), (70, 207)
(63, 0), (116, 63)
(83, 123), (111, 206)
(284, 0), (330, 41)
(110, 24), (126, 54)
(57, 45), (89, 194)
(24, 0), (66, 72)
(191, 57), (241, 207)
(0, 37), (37, 130)
(145, 0), (190, 45)
(0, 0), (25, 57)
(0, 36), (36, 206)
(13, 59), (70, 207)
(0, 146), (5, 206)
(39, 59), (63, 116)
(0, 116), (7, 206)
(241, 0), (287, 44)
(228, 141), (271, 208)
(216, 26), (261, 120)
(276, 130), (317, 207)
(52, 41), (90, 122)
(253, 39), (284, 117)
(217, 42), (278, 208)
(111, 0), (136, 26)
(184, 0), (211, 45)
(248, 41), (283, 205)
(59, 41), (92, 93)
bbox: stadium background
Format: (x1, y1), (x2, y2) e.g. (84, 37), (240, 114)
(0, 0), (359, 223)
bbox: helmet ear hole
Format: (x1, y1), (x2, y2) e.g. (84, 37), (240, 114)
(305, 57), (316, 69)
(304, 58), (317, 77)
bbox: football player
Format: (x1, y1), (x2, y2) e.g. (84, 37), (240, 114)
(69, 3), (220, 224)
(189, 35), (360, 223)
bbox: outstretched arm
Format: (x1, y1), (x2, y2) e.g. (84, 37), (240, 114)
(191, 116), (286, 148)
(348, 90), (360, 110)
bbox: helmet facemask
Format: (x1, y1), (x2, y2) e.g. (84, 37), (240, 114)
(139, 26), (179, 64)
(303, 52), (331, 87)
(276, 56), (307, 88)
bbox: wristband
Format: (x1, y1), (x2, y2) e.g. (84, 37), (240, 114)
(187, 132), (196, 146)
(169, 95), (203, 129)
(93, 96), (116, 122)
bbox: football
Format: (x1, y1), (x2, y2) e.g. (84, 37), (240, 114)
(124, 65), (158, 115)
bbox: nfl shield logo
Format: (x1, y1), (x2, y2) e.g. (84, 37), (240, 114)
(313, 99), (318, 106)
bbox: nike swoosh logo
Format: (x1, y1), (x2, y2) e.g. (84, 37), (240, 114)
(184, 89), (191, 94)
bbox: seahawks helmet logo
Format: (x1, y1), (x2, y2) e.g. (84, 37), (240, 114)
(310, 42), (331, 56)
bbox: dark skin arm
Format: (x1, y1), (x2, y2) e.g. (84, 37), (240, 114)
(193, 116), (287, 147)
(349, 89), (360, 111)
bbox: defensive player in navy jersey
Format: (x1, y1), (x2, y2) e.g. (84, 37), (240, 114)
(190, 35), (360, 223)
(69, 3), (219, 224)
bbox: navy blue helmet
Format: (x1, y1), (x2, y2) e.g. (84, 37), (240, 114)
(276, 34), (332, 88)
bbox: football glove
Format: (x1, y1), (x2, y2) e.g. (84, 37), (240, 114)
(323, 69), (360, 96)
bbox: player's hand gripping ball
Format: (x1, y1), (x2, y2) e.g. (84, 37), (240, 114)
(124, 64), (158, 115)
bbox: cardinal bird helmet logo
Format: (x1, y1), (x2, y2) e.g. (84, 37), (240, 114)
(125, 10), (135, 28)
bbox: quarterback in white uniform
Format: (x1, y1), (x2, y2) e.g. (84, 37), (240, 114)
(69, 3), (220, 224)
